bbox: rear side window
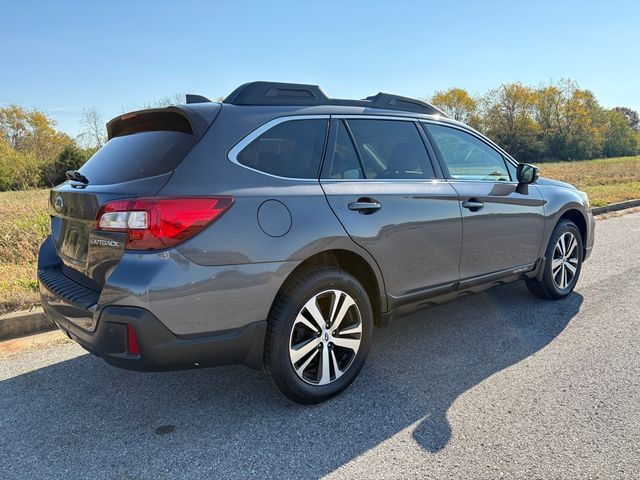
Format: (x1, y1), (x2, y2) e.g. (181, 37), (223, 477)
(79, 131), (195, 185)
(346, 119), (434, 179)
(236, 119), (327, 179)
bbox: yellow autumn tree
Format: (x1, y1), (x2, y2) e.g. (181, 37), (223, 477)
(429, 88), (479, 127)
(0, 105), (73, 186)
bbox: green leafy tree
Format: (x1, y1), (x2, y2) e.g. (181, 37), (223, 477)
(535, 80), (576, 159)
(613, 107), (640, 133)
(602, 109), (640, 157)
(481, 83), (544, 162)
(40, 143), (92, 186)
(533, 80), (612, 161)
(0, 137), (40, 190)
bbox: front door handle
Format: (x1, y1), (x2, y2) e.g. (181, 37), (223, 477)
(348, 198), (381, 214)
(461, 199), (484, 211)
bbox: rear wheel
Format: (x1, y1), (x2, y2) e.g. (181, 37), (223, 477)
(526, 219), (583, 299)
(263, 267), (373, 404)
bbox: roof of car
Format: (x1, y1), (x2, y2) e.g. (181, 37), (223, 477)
(185, 81), (449, 118)
(107, 82), (466, 142)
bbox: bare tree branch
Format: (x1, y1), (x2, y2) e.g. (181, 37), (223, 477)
(79, 108), (106, 149)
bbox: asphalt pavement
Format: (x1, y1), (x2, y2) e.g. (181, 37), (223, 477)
(1, 212), (639, 479)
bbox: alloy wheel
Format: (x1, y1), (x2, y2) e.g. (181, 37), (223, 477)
(552, 232), (579, 289)
(288, 289), (362, 386)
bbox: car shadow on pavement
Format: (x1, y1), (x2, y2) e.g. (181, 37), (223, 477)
(0, 282), (583, 479)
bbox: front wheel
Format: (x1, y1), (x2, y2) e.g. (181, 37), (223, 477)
(526, 219), (583, 299)
(263, 267), (373, 404)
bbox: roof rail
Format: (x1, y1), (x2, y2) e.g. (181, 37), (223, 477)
(223, 81), (447, 116)
(364, 92), (447, 116)
(186, 94), (212, 104)
(224, 82), (329, 106)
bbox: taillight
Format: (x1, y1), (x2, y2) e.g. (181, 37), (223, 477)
(96, 197), (233, 250)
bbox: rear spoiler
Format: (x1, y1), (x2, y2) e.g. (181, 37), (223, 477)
(106, 103), (221, 141)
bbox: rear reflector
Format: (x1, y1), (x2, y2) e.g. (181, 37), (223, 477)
(96, 196), (233, 250)
(127, 324), (141, 356)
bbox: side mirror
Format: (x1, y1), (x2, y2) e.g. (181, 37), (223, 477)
(515, 163), (539, 194)
(516, 163), (539, 184)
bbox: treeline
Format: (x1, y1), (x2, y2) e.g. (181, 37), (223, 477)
(428, 79), (640, 162)
(0, 106), (95, 190)
(1, 80), (639, 191)
(0, 94), (184, 191)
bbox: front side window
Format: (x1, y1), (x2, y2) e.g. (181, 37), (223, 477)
(424, 124), (511, 182)
(236, 119), (327, 178)
(346, 119), (434, 179)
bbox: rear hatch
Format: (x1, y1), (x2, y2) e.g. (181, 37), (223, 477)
(49, 105), (220, 286)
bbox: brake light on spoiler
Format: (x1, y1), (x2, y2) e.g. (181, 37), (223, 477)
(96, 197), (233, 250)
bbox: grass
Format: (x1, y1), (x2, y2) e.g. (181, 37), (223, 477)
(0, 189), (49, 315)
(0, 155), (638, 315)
(539, 156), (640, 207)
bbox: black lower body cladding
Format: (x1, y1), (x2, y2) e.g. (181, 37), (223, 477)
(43, 303), (266, 371)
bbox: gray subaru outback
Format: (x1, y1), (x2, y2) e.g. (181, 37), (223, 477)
(38, 81), (595, 403)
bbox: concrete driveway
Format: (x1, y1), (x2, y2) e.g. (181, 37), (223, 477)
(1, 212), (639, 479)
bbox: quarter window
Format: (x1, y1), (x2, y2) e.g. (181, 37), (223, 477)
(346, 119), (434, 179)
(424, 124), (511, 181)
(236, 119), (327, 179)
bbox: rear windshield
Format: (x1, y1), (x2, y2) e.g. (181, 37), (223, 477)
(78, 131), (195, 185)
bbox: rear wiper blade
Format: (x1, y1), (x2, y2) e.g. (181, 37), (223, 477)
(65, 170), (89, 184)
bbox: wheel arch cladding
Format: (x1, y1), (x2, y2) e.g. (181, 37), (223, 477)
(277, 249), (386, 325)
(559, 209), (587, 259)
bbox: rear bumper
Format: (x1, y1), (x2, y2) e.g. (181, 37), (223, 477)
(36, 234), (282, 371)
(42, 300), (266, 371)
(39, 265), (266, 371)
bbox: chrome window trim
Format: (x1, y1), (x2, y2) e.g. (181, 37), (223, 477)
(331, 114), (417, 122)
(320, 178), (451, 184)
(227, 113), (520, 184)
(227, 114), (330, 182)
(446, 178), (519, 186)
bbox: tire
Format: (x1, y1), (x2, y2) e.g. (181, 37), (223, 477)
(263, 266), (373, 404)
(526, 219), (583, 300)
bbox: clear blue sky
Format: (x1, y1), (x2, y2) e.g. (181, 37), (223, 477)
(2, 0), (639, 137)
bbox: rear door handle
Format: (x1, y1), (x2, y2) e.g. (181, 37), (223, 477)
(348, 198), (381, 214)
(461, 199), (484, 211)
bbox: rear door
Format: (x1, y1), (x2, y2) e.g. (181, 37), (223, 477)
(423, 122), (545, 281)
(49, 109), (206, 285)
(320, 117), (462, 306)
